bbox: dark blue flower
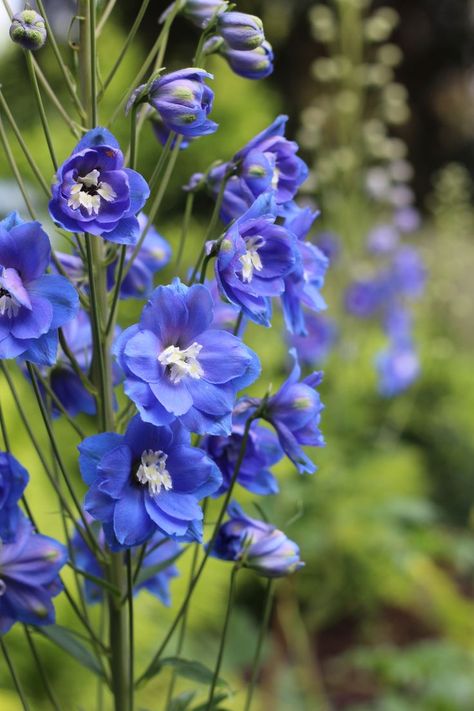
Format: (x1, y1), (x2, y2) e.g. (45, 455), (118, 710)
(49, 128), (150, 245)
(114, 279), (260, 435)
(0, 212), (78, 365)
(0, 515), (67, 634)
(219, 40), (274, 81)
(202, 421), (282, 497)
(390, 247), (426, 299)
(204, 115), (308, 223)
(288, 313), (337, 366)
(9, 9), (46, 51)
(0, 453), (28, 543)
(73, 522), (180, 606)
(216, 12), (265, 50)
(148, 69), (218, 138)
(213, 194), (296, 327)
(345, 278), (388, 318)
(280, 206), (328, 335)
(211, 502), (304, 578)
(80, 415), (222, 548)
(151, 117), (191, 151)
(107, 213), (171, 300)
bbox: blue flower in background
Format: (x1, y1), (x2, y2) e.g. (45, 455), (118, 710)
(204, 115), (308, 222)
(216, 12), (265, 50)
(49, 128), (149, 245)
(0, 212), (78, 365)
(289, 313), (337, 367)
(202, 421), (283, 497)
(377, 343), (420, 397)
(114, 279), (260, 435)
(0, 452), (28, 543)
(73, 522), (180, 606)
(161, 0), (228, 29)
(148, 69), (218, 138)
(0, 515), (67, 634)
(151, 117), (190, 151)
(107, 213), (171, 300)
(213, 194), (296, 327)
(79, 415), (221, 548)
(211, 501), (304, 578)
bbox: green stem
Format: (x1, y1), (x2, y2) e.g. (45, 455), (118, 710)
(129, 106), (138, 169)
(175, 191), (195, 271)
(0, 90), (50, 197)
(33, 58), (83, 137)
(24, 627), (63, 711)
(108, 553), (130, 711)
(58, 327), (97, 396)
(98, 0), (152, 99)
(0, 114), (36, 219)
(0, 638), (31, 711)
(30, 365), (86, 439)
(189, 173), (228, 284)
(206, 566), (238, 711)
(89, 0), (98, 126)
(0, 390), (11, 451)
(24, 51), (57, 170)
(126, 551), (135, 711)
(137, 415), (257, 685)
(96, 0), (118, 36)
(147, 131), (174, 193)
(105, 244), (127, 336)
(243, 580), (274, 711)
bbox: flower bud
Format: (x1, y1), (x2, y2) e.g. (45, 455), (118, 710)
(182, 0), (228, 28)
(221, 40), (274, 80)
(9, 9), (47, 51)
(217, 12), (265, 51)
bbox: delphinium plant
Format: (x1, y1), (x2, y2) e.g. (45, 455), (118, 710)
(0, 1), (329, 709)
(298, 0), (426, 396)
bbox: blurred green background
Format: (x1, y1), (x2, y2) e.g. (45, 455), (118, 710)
(0, 1), (474, 709)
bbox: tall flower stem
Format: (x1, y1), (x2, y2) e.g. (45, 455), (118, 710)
(24, 626), (63, 711)
(0, 638), (31, 711)
(24, 51), (57, 170)
(175, 191), (195, 271)
(206, 565), (239, 711)
(243, 579), (274, 711)
(78, 4), (131, 709)
(0, 114), (36, 219)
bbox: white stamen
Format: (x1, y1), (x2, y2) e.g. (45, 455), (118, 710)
(136, 450), (173, 496)
(239, 236), (265, 283)
(0, 579), (6, 596)
(0, 292), (20, 318)
(158, 342), (203, 384)
(67, 169), (117, 216)
(271, 166), (280, 190)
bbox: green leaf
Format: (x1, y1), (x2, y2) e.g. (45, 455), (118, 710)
(38, 625), (105, 678)
(142, 656), (228, 687)
(68, 563), (121, 598)
(166, 691), (196, 711)
(135, 549), (185, 587)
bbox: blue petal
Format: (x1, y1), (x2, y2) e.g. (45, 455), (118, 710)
(101, 216), (140, 245)
(78, 432), (124, 485)
(28, 275), (79, 329)
(124, 169), (150, 216)
(73, 127), (120, 153)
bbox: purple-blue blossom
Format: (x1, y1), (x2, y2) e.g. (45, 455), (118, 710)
(213, 194), (296, 327)
(148, 69), (218, 138)
(0, 212), (78, 365)
(377, 343), (420, 397)
(202, 421), (282, 497)
(216, 12), (265, 50)
(0, 515), (67, 634)
(289, 313), (337, 366)
(219, 40), (274, 81)
(211, 502), (304, 578)
(0, 452), (28, 543)
(114, 279), (260, 435)
(79, 415), (222, 549)
(49, 128), (149, 245)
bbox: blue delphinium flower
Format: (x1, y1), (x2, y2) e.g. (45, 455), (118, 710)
(107, 213), (171, 300)
(280, 205), (328, 335)
(203, 115), (308, 223)
(377, 343), (420, 397)
(79, 415), (222, 548)
(151, 116), (191, 151)
(0, 515), (67, 634)
(9, 9), (47, 51)
(238, 350), (324, 474)
(202, 421), (282, 497)
(114, 279), (260, 435)
(160, 0), (228, 29)
(289, 313), (337, 367)
(147, 69), (218, 138)
(211, 502), (304, 578)
(213, 194), (296, 327)
(49, 128), (150, 245)
(0, 212), (78, 365)
(0, 453), (28, 543)
(216, 12), (265, 50)
(219, 40), (274, 81)
(73, 522), (180, 606)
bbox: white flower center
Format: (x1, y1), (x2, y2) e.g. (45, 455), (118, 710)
(158, 342), (203, 384)
(271, 166), (280, 190)
(68, 169), (117, 216)
(136, 450), (172, 496)
(0, 579), (6, 596)
(0, 288), (20, 318)
(239, 236), (265, 283)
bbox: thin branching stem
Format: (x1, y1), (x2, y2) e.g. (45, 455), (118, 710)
(24, 627), (63, 711)
(0, 638), (31, 711)
(0, 114), (36, 219)
(24, 51), (57, 170)
(243, 579), (274, 711)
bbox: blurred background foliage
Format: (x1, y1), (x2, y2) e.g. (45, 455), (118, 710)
(0, 0), (474, 709)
